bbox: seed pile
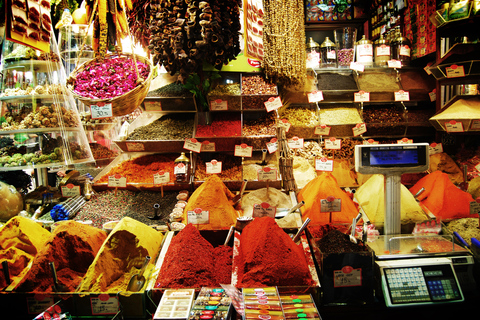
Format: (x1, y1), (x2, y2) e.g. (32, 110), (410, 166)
(147, 82), (193, 97)
(127, 114), (194, 140)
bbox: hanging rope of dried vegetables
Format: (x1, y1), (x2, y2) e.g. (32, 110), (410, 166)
(262, 0), (306, 87)
(126, 0), (152, 53)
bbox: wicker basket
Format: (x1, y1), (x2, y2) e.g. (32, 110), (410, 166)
(67, 53), (153, 117)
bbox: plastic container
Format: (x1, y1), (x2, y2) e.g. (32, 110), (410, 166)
(334, 27), (357, 67)
(391, 27), (411, 66)
(355, 35), (373, 67)
(374, 34), (391, 67)
(320, 37), (337, 68)
(306, 37), (321, 69)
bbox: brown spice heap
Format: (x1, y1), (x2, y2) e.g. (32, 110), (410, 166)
(155, 223), (233, 288)
(241, 75), (277, 95)
(195, 153), (242, 181)
(315, 229), (368, 254)
(363, 107), (404, 123)
(242, 113), (277, 136)
(89, 143), (118, 159)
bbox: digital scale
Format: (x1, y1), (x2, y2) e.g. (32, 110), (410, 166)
(354, 143), (471, 307)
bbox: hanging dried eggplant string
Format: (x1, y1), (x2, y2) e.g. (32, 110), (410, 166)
(277, 126), (297, 193)
(262, 0), (306, 88)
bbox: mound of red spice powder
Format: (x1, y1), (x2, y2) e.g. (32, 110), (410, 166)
(234, 216), (315, 288)
(155, 224), (233, 288)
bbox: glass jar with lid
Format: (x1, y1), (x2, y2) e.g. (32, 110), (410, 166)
(391, 27), (411, 66)
(174, 152), (190, 183)
(374, 34), (391, 67)
(320, 37), (336, 68)
(306, 37), (321, 69)
(355, 35), (373, 67)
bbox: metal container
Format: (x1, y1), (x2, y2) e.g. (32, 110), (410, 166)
(374, 34), (391, 67)
(355, 35), (373, 67)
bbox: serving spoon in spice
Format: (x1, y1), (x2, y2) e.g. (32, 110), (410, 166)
(49, 262), (69, 292)
(127, 256), (151, 292)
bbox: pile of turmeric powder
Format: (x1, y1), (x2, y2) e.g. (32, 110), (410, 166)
(183, 175), (240, 230)
(78, 217), (163, 293)
(0, 216), (51, 290)
(297, 173), (359, 225)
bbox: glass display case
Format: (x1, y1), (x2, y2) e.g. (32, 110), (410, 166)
(0, 37), (94, 177)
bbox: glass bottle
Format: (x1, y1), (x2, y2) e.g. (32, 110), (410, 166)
(306, 37), (320, 69)
(320, 37), (336, 68)
(392, 27), (411, 66)
(174, 152), (190, 183)
(374, 34), (391, 67)
(355, 35), (373, 67)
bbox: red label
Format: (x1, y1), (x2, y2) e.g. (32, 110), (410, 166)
(342, 266), (354, 273)
(248, 58), (261, 68)
(99, 294), (110, 301)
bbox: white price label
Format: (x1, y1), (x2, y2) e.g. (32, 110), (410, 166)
(350, 62), (365, 72)
(187, 208), (210, 224)
(397, 138), (413, 144)
(445, 120), (464, 133)
(333, 267), (362, 287)
(363, 139), (379, 145)
(287, 137), (304, 149)
(153, 171), (170, 184)
(387, 59), (402, 68)
(354, 91), (370, 102)
(252, 202), (276, 218)
(174, 163), (187, 175)
(429, 142), (443, 155)
(126, 142), (145, 152)
(61, 183), (81, 197)
(307, 90), (324, 103)
(264, 96), (282, 112)
(144, 100), (162, 111)
(315, 157), (333, 172)
(91, 294), (119, 315)
(376, 45), (391, 56)
(90, 103), (113, 119)
(210, 99), (228, 111)
(470, 119), (480, 130)
(315, 125), (331, 136)
(183, 138), (202, 153)
(257, 167), (278, 181)
(470, 200), (480, 215)
(352, 123), (367, 137)
(234, 144), (253, 157)
(429, 90), (437, 102)
(324, 137), (342, 150)
(108, 175), (127, 188)
(26, 296), (54, 315)
(394, 90), (410, 101)
(206, 160), (222, 174)
(266, 138), (278, 154)
(320, 197), (342, 212)
(201, 140), (216, 152)
(446, 64), (465, 78)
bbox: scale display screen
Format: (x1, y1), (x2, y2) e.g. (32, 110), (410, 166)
(382, 263), (464, 307)
(369, 148), (419, 166)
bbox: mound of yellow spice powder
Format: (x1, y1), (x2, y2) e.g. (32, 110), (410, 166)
(78, 217), (163, 292)
(0, 216), (51, 289)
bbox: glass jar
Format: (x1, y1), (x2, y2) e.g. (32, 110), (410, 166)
(306, 37), (320, 69)
(334, 27), (357, 67)
(320, 37), (336, 68)
(374, 35), (391, 67)
(174, 152), (190, 183)
(355, 35), (373, 67)
(392, 30), (411, 66)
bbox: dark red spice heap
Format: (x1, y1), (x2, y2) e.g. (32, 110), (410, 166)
(195, 113), (241, 137)
(155, 224), (233, 288)
(235, 216), (315, 288)
(315, 230), (367, 255)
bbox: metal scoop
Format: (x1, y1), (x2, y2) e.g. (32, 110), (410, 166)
(127, 256), (151, 292)
(233, 179), (248, 206)
(49, 262), (69, 292)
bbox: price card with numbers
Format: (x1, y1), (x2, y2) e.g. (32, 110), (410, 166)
(61, 183), (81, 197)
(445, 120), (464, 133)
(184, 138), (202, 153)
(394, 90), (410, 101)
(354, 91), (370, 102)
(352, 123), (367, 136)
(257, 167), (277, 181)
(350, 61), (365, 72)
(387, 59), (402, 68)
(363, 139), (378, 145)
(264, 96), (282, 112)
(446, 64), (465, 78)
(154, 171), (170, 185)
(90, 102), (113, 119)
(144, 100), (162, 111)
(334, 267), (362, 288)
(470, 198), (480, 215)
(27, 295), (54, 315)
(200, 140), (215, 152)
(210, 99), (228, 111)
(266, 138), (278, 154)
(126, 142), (145, 152)
(324, 137), (342, 149)
(108, 175), (127, 188)
(252, 202), (276, 218)
(320, 197), (341, 212)
(429, 142), (443, 155)
(315, 157), (333, 172)
(315, 124), (331, 136)
(206, 160), (222, 174)
(307, 90), (324, 103)
(287, 136), (304, 149)
(234, 144), (253, 157)
(187, 207), (209, 224)
(91, 294), (119, 315)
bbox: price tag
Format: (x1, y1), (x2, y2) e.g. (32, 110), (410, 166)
(277, 119), (291, 132)
(91, 294), (119, 315)
(90, 103), (113, 119)
(287, 137), (304, 149)
(125, 142), (145, 152)
(174, 163), (187, 175)
(154, 171), (170, 184)
(252, 202), (276, 218)
(201, 140), (216, 152)
(469, 200), (480, 215)
(315, 124), (331, 136)
(206, 160), (222, 174)
(264, 96), (282, 112)
(354, 91), (370, 102)
(363, 139), (378, 145)
(429, 142), (443, 155)
(397, 138), (413, 144)
(387, 59), (402, 68)
(210, 99), (228, 111)
(324, 137), (342, 150)
(334, 266), (362, 287)
(234, 144), (253, 157)
(352, 123), (367, 136)
(183, 138), (202, 153)
(429, 89), (436, 102)
(320, 197), (341, 212)
(108, 175), (126, 188)
(350, 62), (365, 72)
(257, 167), (278, 181)
(446, 64), (465, 78)
(445, 120), (464, 133)
(470, 119), (480, 130)
(144, 100), (162, 111)
(394, 90), (410, 101)
(27, 295), (54, 315)
(315, 157), (333, 172)
(61, 183), (81, 197)
(187, 208), (209, 224)
(307, 90), (324, 103)
(266, 138), (278, 154)
(475, 162), (480, 172)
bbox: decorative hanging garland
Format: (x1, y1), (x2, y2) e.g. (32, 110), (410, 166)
(262, 0), (307, 87)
